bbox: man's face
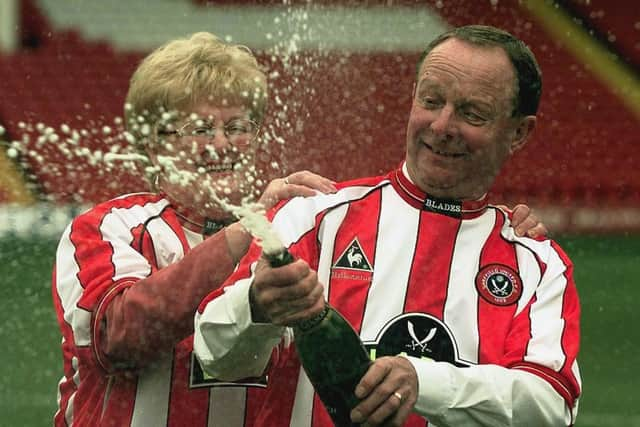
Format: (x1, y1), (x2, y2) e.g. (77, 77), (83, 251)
(148, 101), (259, 219)
(405, 38), (534, 200)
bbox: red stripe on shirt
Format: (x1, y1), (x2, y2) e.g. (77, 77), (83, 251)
(404, 211), (459, 318)
(328, 189), (381, 333)
(92, 279), (137, 373)
(98, 373), (137, 426)
(502, 294), (536, 366)
(477, 211), (520, 364)
(167, 337), (210, 426)
(259, 347), (302, 426)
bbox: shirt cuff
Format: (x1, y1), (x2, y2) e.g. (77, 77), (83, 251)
(195, 277), (284, 380)
(224, 277), (283, 333)
(403, 356), (455, 418)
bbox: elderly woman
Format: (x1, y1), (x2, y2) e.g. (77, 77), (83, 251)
(51, 32), (544, 426)
(51, 32), (336, 427)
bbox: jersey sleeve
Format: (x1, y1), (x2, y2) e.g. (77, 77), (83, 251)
(407, 239), (581, 426)
(54, 206), (151, 372)
(407, 357), (572, 426)
(503, 240), (581, 417)
(194, 196), (324, 382)
(194, 240), (287, 381)
(53, 202), (237, 373)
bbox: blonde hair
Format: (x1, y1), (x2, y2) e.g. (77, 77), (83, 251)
(124, 32), (268, 139)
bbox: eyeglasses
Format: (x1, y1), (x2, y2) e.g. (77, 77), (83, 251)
(158, 118), (260, 146)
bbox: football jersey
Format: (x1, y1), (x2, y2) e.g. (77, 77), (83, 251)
(52, 192), (263, 426)
(195, 166), (581, 426)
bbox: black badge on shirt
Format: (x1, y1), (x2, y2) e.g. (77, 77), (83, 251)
(333, 238), (373, 271)
(203, 218), (223, 236)
(364, 313), (468, 367)
(423, 196), (462, 218)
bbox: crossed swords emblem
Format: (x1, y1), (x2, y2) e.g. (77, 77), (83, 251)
(489, 274), (511, 296)
(406, 321), (437, 352)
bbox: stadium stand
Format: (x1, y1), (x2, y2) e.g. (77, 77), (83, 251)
(0, 0), (638, 232)
(563, 0), (639, 70)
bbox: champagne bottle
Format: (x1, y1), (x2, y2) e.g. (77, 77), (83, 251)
(265, 249), (371, 427)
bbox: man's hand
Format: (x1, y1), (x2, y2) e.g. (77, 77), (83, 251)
(350, 356), (418, 426)
(249, 257), (326, 325)
(258, 170), (337, 211)
(499, 203), (548, 238)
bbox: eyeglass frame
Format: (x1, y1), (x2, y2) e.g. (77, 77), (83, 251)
(156, 118), (261, 147)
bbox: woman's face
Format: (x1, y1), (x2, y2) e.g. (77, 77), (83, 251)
(147, 101), (260, 220)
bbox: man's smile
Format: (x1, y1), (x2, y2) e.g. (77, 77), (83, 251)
(424, 142), (466, 158)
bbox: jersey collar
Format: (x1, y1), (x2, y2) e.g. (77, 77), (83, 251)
(389, 164), (488, 219)
(159, 192), (232, 235)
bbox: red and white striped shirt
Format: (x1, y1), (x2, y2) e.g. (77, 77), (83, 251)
(195, 166), (581, 426)
(53, 192), (264, 427)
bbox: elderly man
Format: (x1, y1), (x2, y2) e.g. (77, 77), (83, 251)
(194, 25), (580, 427)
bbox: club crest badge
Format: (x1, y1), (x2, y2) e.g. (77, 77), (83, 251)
(475, 264), (523, 306)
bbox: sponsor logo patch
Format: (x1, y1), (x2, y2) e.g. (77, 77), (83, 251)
(363, 313), (469, 367)
(475, 264), (523, 306)
(331, 238), (373, 282)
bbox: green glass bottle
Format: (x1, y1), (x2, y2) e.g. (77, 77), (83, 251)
(266, 249), (371, 427)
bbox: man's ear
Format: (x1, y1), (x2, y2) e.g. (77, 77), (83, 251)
(510, 115), (536, 153)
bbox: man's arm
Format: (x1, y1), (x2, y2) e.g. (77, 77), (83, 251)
(352, 363), (573, 427)
(348, 356), (570, 426)
(351, 241), (580, 426)
(194, 252), (326, 380)
(193, 270), (285, 380)
(414, 359), (571, 426)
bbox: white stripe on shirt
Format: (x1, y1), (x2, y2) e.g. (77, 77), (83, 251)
(289, 369), (315, 427)
(360, 186), (419, 341)
(56, 224), (92, 346)
(526, 244), (569, 371)
(444, 210), (496, 365)
(131, 356), (173, 427)
(145, 216), (185, 269)
(208, 387), (248, 427)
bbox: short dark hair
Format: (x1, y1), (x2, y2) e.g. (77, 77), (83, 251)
(416, 25), (542, 116)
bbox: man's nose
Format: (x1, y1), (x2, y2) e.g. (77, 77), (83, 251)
(429, 105), (456, 137)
